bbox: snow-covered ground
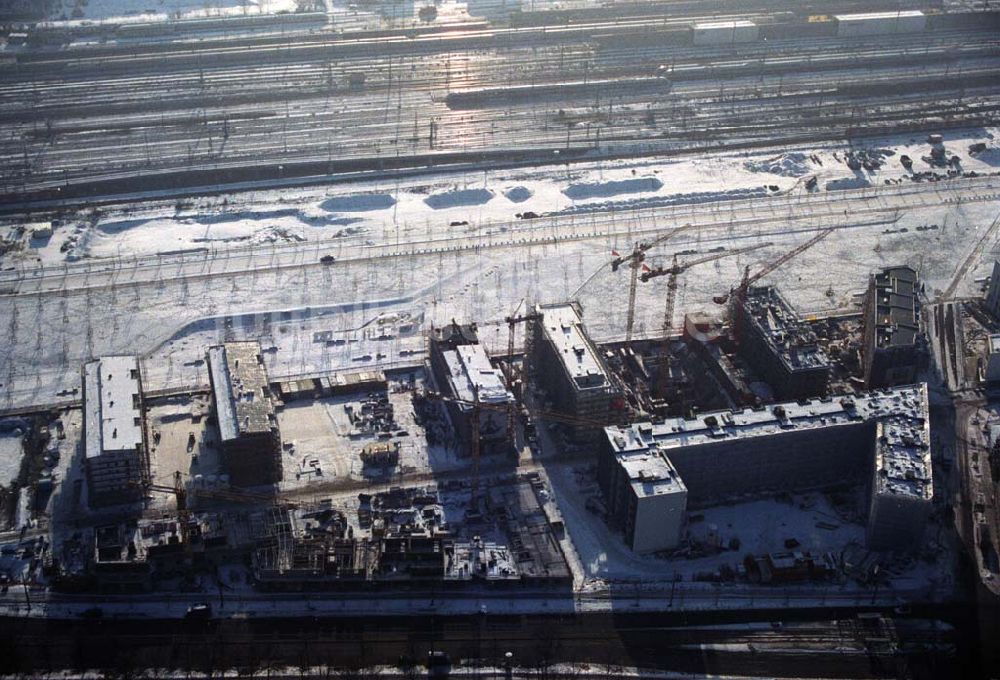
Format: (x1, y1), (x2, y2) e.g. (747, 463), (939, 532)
(11, 127), (998, 269)
(6, 171), (999, 409)
(38, 0), (483, 29)
(0, 428), (25, 489)
(44, 0), (302, 25)
(0, 130), (989, 604)
(1, 210), (998, 410)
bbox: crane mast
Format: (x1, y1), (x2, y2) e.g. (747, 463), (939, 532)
(610, 223), (693, 346)
(727, 228), (834, 345)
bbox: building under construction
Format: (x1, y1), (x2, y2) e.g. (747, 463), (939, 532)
(735, 286), (832, 400)
(251, 479), (571, 591)
(275, 369), (387, 403)
(599, 383), (932, 554)
(427, 321), (514, 455)
(986, 260), (1000, 320)
(207, 341), (283, 487)
(528, 302), (622, 442)
(862, 265), (922, 389)
(65, 508), (286, 593)
(82, 355), (149, 507)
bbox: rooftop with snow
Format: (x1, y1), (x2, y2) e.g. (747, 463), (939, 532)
(208, 341), (275, 441)
(442, 343), (513, 406)
(606, 383), (931, 500)
(870, 265), (920, 349)
(537, 302), (610, 390)
(83, 356), (143, 460)
(743, 286), (832, 372)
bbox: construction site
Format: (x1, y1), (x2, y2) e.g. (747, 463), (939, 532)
(3, 0), (1000, 675)
(0, 240), (951, 600)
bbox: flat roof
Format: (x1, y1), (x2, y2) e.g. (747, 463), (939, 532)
(607, 424), (686, 499)
(623, 456), (686, 499)
(606, 384), (930, 500)
(835, 10), (925, 21)
(871, 266), (920, 349)
(84, 356), (143, 459)
(537, 303), (610, 390)
(208, 342), (275, 442)
(873, 415), (932, 500)
(442, 343), (512, 405)
(743, 286), (831, 372)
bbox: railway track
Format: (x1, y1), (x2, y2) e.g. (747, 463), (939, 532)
(3, 60), (998, 199)
(5, 175), (998, 299)
(941, 208), (1000, 301)
(2, 20), (997, 195)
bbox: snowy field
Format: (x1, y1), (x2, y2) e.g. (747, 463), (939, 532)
(13, 127), (999, 268)
(0, 428), (25, 489)
(43, 0), (301, 24)
(2, 128), (1000, 412)
(39, 0), (485, 28)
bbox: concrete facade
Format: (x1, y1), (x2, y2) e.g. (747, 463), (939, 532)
(598, 423), (687, 553)
(530, 302), (622, 443)
(863, 265), (922, 389)
(986, 261), (1000, 319)
(428, 322), (514, 455)
(736, 286), (831, 400)
(208, 342), (282, 487)
(600, 384), (932, 553)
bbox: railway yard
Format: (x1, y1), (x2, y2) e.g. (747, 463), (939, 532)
(2, 0), (1000, 676)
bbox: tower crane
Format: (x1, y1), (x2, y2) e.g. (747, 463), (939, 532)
(636, 242), (771, 406)
(639, 242), (773, 337)
(609, 223), (694, 346)
(504, 299), (541, 439)
(146, 471), (191, 551)
(714, 227), (835, 344)
(145, 471), (300, 551)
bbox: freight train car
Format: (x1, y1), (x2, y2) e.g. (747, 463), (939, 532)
(445, 77), (672, 109)
(691, 20), (760, 46)
(834, 10), (927, 37)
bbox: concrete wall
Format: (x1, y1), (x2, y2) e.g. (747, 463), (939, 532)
(665, 420), (874, 507)
(986, 261), (1000, 319)
(867, 491), (931, 551)
(530, 316), (617, 444)
(630, 486), (687, 553)
(738, 303), (828, 400)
